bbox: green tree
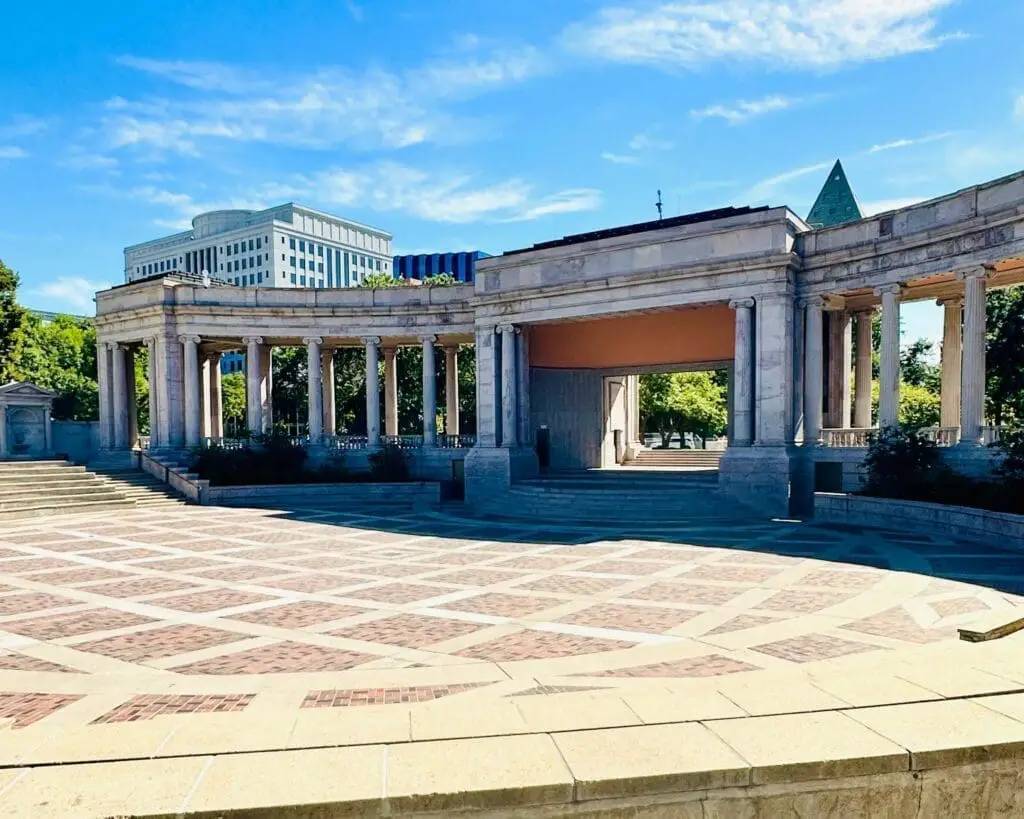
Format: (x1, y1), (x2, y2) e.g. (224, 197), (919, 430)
(221, 372), (246, 436)
(9, 313), (98, 420)
(0, 258), (27, 382)
(870, 381), (941, 429)
(901, 339), (941, 392)
(986, 287), (1024, 426)
(639, 371), (727, 448)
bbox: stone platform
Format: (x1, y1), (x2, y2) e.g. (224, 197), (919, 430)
(0, 502), (1022, 816)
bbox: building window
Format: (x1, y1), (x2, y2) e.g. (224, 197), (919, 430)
(248, 257), (253, 268)
(249, 273), (255, 285)
(299, 240), (305, 252)
(317, 245), (323, 257)
(241, 258), (247, 270)
(361, 256), (366, 266)
(290, 273), (297, 284)
(234, 243), (239, 254)
(220, 264), (224, 271)
(300, 275), (306, 285)
(289, 256), (296, 266)
(256, 256), (262, 267)
(318, 279), (324, 287)
(248, 239), (254, 251)
(317, 263), (323, 274)
(375, 260), (381, 271)
(289, 238), (296, 250)
(265, 253), (269, 261)
(234, 260), (240, 271)
(281, 236), (285, 244)
(226, 245), (231, 256)
(299, 259), (306, 269)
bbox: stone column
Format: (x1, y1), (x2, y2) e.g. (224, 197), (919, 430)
(826, 309), (852, 430)
(200, 355), (212, 440)
(876, 285), (902, 431)
(363, 337), (381, 446)
(853, 310), (874, 428)
(305, 337), (323, 444)
(180, 335), (201, 448)
(959, 268), (989, 445)
(474, 327), (498, 447)
(209, 353), (223, 439)
(321, 349), (336, 437)
(125, 346), (138, 448)
(444, 346), (460, 436)
(729, 299), (754, 446)
(383, 347), (398, 437)
(803, 297), (824, 445)
(421, 335), (438, 447)
(162, 335), (185, 449)
(97, 341), (113, 449)
(754, 295), (795, 446)
(244, 336), (264, 437)
(517, 327), (531, 448)
(145, 337), (160, 448)
(939, 297), (963, 430)
(498, 325), (519, 448)
(259, 346), (273, 433)
(111, 343), (129, 449)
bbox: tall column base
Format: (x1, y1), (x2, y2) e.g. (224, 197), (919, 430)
(464, 446), (539, 506)
(718, 446), (794, 518)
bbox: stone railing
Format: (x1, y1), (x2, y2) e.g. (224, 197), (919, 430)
(819, 428), (873, 447)
(919, 426), (961, 446)
(200, 437), (247, 450)
(324, 435), (369, 450)
(982, 425), (1017, 445)
(136, 435), (151, 450)
(382, 435), (424, 449)
(438, 434), (476, 448)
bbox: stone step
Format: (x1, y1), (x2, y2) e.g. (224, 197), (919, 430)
(0, 460), (79, 470)
(0, 466), (89, 480)
(0, 483), (114, 502)
(0, 499), (137, 521)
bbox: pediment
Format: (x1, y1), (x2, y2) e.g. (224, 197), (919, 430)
(0, 382), (57, 400)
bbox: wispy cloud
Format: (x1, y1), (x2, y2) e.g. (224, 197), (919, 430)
(345, 1), (364, 22)
(861, 197), (930, 216)
(0, 115), (51, 140)
(0, 147), (29, 160)
(58, 146), (119, 172)
(27, 276), (112, 314)
(565, 0), (961, 70)
(503, 189), (604, 222)
(868, 132), (956, 153)
(692, 94), (808, 124)
(743, 161), (832, 202)
(628, 133), (672, 152)
(1014, 95), (1024, 120)
(601, 152), (640, 165)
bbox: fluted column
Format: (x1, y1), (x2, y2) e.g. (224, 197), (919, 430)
(421, 335), (437, 447)
(876, 284), (902, 431)
(305, 337), (323, 444)
(498, 325), (519, 447)
(444, 346), (459, 435)
(200, 355), (212, 440)
(244, 336), (264, 437)
(517, 328), (531, 447)
(363, 337), (381, 446)
(259, 346), (273, 433)
(180, 335), (201, 447)
(729, 299), (754, 446)
(145, 337), (160, 448)
(959, 268), (989, 445)
(383, 347), (398, 436)
(939, 297), (963, 430)
(111, 343), (129, 449)
(208, 353), (223, 439)
(321, 349), (336, 437)
(803, 297), (824, 445)
(826, 309), (852, 430)
(853, 310), (874, 428)
(97, 342), (113, 449)
(125, 346), (138, 448)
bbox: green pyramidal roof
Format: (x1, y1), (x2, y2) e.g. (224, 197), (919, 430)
(806, 160), (863, 228)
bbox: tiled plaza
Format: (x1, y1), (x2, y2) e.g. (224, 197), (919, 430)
(0, 501), (1024, 815)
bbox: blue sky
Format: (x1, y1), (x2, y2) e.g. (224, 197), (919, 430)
(1, 0), (1022, 347)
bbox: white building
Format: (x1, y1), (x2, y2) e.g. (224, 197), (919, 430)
(123, 204), (393, 290)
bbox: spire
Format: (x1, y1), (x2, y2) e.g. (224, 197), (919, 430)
(806, 159), (863, 228)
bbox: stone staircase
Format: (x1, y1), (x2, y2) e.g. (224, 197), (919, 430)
(477, 469), (757, 526)
(0, 460), (186, 521)
(626, 449), (724, 469)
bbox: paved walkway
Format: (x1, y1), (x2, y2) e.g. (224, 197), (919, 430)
(0, 502), (1023, 815)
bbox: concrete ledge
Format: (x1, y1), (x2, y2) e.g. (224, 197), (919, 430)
(201, 481), (442, 506)
(814, 492), (1024, 546)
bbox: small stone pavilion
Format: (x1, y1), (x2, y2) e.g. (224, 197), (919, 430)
(0, 382), (55, 459)
(93, 169), (1024, 514)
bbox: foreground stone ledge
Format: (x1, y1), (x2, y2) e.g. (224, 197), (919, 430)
(201, 480), (442, 506)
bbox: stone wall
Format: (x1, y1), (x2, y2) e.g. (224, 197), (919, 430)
(52, 421), (99, 464)
(202, 481), (441, 507)
(530, 368), (603, 470)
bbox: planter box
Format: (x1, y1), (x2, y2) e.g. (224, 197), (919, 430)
(814, 492), (1024, 547)
(201, 481), (441, 507)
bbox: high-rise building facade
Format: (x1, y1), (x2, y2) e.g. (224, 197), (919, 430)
(392, 251), (491, 283)
(124, 204), (393, 289)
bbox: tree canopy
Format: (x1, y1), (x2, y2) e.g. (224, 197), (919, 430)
(0, 259), (27, 383)
(639, 371), (728, 447)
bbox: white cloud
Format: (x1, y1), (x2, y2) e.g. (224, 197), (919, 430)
(345, 1), (364, 21)
(868, 132), (955, 153)
(0, 146), (28, 160)
(692, 94), (804, 124)
(58, 147), (119, 172)
(861, 196), (930, 216)
(0, 115), (50, 140)
(1014, 95), (1024, 120)
(743, 160), (832, 202)
(601, 151), (640, 164)
(503, 189), (604, 222)
(114, 56), (263, 94)
(28, 277), (112, 314)
(628, 133), (672, 151)
(565, 0), (961, 70)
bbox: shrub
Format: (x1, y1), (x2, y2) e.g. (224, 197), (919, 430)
(997, 428), (1024, 483)
(862, 426), (943, 499)
(368, 442), (410, 482)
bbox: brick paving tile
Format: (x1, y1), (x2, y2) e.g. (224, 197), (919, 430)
(841, 608), (950, 644)
(342, 583), (449, 605)
(0, 652), (81, 673)
(428, 552), (494, 566)
(514, 576), (625, 596)
(457, 630), (635, 662)
(125, 532), (193, 545)
(83, 577), (201, 599)
(438, 593), (562, 618)
(0, 693), (84, 728)
(2, 531), (79, 545)
(429, 569), (527, 587)
(507, 684), (609, 696)
(0, 592), (80, 616)
(751, 633), (877, 663)
(12, 539), (88, 553)
(554, 546), (622, 558)
(0, 548), (29, 560)
(582, 560), (676, 576)
(91, 694), (255, 723)
(302, 682), (491, 708)
(224, 547), (310, 561)
(712, 550), (799, 567)
(154, 589), (279, 614)
(90, 548), (168, 562)
(231, 601), (368, 629)
(476, 542), (549, 554)
(345, 532), (415, 545)
(21, 567), (128, 586)
(3, 609), (158, 641)
(686, 564), (784, 584)
(329, 613), (487, 648)
(171, 539), (248, 552)
(626, 582), (750, 607)
(931, 596), (990, 619)
(796, 569), (883, 590)
(758, 589), (857, 614)
(282, 555), (365, 571)
(191, 564), (294, 582)
(356, 548), (435, 560)
(587, 654), (760, 678)
(494, 555), (579, 571)
(561, 603), (702, 633)
(173, 641), (376, 674)
(137, 557), (227, 572)
(267, 573), (364, 593)
(346, 563), (433, 578)
(703, 614), (787, 636)
(922, 578), (972, 596)
(0, 557), (80, 574)
(74, 624), (247, 663)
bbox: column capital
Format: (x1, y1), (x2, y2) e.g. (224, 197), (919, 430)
(177, 334), (201, 345)
(937, 296), (963, 307)
(956, 265), (993, 281)
(873, 283), (903, 297)
(360, 336), (381, 347)
(302, 336), (323, 346)
(419, 334), (438, 345)
(382, 346), (397, 359)
(495, 324), (520, 335)
(203, 350), (223, 362)
(242, 336), (264, 346)
(115, 342), (134, 352)
(443, 344), (460, 353)
(728, 298), (754, 310)
(854, 306), (878, 316)
(798, 295), (825, 310)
